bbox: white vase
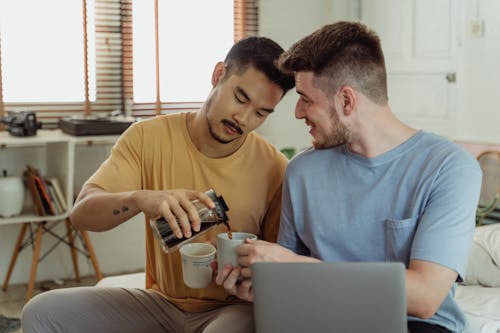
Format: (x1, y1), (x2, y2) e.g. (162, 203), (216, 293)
(0, 176), (25, 217)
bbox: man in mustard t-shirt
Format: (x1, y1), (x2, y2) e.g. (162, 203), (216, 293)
(22, 37), (294, 333)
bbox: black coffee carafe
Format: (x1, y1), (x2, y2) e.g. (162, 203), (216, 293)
(150, 189), (229, 253)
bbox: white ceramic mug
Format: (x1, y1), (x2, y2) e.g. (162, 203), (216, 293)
(179, 242), (216, 289)
(217, 232), (257, 274)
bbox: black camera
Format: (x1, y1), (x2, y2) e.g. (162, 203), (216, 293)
(1, 111), (42, 137)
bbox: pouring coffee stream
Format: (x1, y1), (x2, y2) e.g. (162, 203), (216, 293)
(150, 189), (231, 253)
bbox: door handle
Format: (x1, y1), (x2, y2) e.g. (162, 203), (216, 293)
(446, 72), (456, 83)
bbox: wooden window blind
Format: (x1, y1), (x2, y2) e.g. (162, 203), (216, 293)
(93, 0), (128, 117)
(235, 0), (259, 40)
(0, 0), (127, 128)
(125, 0), (259, 118)
(0, 0), (258, 127)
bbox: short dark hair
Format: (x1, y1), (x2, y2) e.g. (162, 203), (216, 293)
(279, 21), (388, 105)
(224, 37), (295, 94)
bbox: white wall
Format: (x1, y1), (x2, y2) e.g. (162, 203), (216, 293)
(257, 0), (336, 151)
(0, 216), (145, 285)
(259, 0), (500, 148)
(456, 0), (500, 143)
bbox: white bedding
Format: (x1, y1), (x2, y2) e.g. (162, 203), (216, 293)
(457, 223), (500, 333)
(464, 224), (500, 287)
(456, 285), (500, 333)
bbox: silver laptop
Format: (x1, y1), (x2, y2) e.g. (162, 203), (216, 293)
(252, 262), (407, 333)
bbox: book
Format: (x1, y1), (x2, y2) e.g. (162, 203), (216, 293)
(33, 175), (55, 215)
(23, 166), (46, 216)
(46, 177), (67, 211)
(46, 183), (62, 214)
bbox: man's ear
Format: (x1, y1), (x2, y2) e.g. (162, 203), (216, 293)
(339, 86), (357, 116)
(211, 62), (226, 87)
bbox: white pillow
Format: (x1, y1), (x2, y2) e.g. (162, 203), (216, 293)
(464, 241), (500, 286)
(463, 224), (500, 286)
(474, 224), (500, 265)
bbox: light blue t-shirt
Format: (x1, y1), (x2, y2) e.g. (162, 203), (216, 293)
(278, 131), (482, 333)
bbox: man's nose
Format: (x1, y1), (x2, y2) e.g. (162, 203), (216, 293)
(233, 108), (250, 126)
(295, 101), (305, 119)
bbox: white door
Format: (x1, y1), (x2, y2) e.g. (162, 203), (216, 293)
(359, 0), (461, 137)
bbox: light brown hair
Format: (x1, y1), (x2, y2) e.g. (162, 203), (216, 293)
(279, 21), (388, 105)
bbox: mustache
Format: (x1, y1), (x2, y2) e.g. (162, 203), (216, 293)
(222, 119), (243, 135)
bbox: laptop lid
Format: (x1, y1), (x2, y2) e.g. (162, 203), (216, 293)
(252, 262), (407, 333)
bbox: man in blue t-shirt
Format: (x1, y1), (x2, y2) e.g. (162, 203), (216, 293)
(216, 22), (482, 333)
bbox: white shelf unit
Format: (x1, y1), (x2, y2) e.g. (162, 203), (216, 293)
(0, 130), (122, 225)
(0, 129), (119, 300)
(0, 130), (74, 225)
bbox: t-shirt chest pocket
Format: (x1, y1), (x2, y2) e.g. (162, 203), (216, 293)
(384, 217), (419, 264)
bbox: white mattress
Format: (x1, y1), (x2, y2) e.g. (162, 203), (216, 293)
(456, 285), (500, 333)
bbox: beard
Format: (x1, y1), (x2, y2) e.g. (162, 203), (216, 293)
(313, 106), (352, 149)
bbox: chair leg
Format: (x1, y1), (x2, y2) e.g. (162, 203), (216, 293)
(26, 223), (44, 301)
(80, 231), (103, 281)
(3, 221), (104, 300)
(65, 219), (81, 282)
(2, 223), (29, 292)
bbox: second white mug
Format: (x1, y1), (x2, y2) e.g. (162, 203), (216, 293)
(216, 232), (257, 274)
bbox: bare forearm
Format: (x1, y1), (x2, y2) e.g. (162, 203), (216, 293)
(70, 190), (141, 231)
(405, 260), (457, 319)
(406, 269), (436, 318)
(71, 185), (218, 237)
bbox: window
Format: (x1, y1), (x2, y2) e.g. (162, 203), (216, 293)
(133, 0), (234, 103)
(129, 0), (259, 117)
(0, 0), (258, 126)
(0, 0), (103, 127)
(0, 0), (95, 103)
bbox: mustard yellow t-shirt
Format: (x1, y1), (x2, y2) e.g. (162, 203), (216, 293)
(86, 112), (288, 312)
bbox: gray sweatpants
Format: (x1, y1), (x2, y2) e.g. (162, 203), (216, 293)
(22, 287), (254, 333)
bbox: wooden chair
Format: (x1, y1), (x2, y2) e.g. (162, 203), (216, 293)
(1, 218), (103, 300)
(476, 151), (500, 226)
